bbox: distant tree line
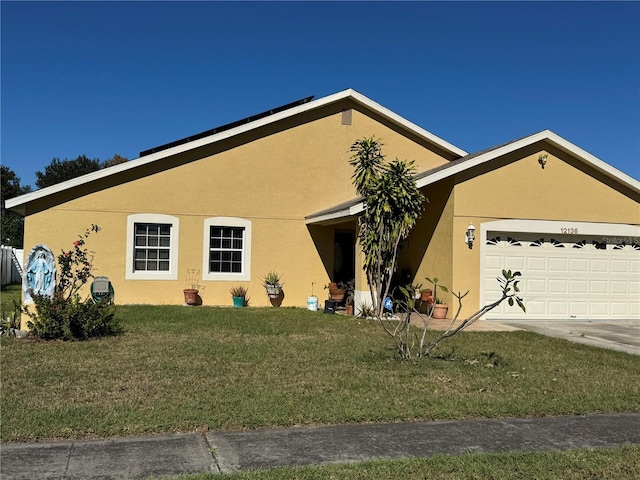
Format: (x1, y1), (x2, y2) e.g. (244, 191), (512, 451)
(34, 154), (128, 189)
(1, 154), (128, 247)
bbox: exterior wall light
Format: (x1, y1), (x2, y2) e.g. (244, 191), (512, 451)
(538, 154), (548, 169)
(465, 224), (476, 249)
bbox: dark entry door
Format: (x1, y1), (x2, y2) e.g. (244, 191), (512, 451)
(333, 231), (355, 283)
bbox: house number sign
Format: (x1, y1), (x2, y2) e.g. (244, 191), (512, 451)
(560, 227), (579, 234)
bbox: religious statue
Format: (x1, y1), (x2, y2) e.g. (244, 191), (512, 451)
(23, 244), (56, 303)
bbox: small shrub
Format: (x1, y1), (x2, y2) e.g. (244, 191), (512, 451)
(1, 299), (22, 336)
(357, 301), (375, 318)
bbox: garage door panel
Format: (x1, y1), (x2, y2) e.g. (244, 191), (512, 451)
(486, 255), (503, 269)
(590, 302), (608, 316)
(590, 280), (608, 294)
(526, 301), (547, 315)
(569, 258), (589, 272)
(548, 257), (568, 272)
(504, 256), (525, 270)
(527, 257), (547, 271)
(548, 302), (569, 315)
(528, 278), (548, 293)
(569, 279), (588, 294)
(484, 231), (639, 320)
(570, 302), (588, 316)
(590, 259), (609, 273)
(610, 303), (629, 316)
(611, 260), (629, 273)
(610, 281), (628, 294)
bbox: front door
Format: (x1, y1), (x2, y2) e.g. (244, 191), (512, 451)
(333, 231), (355, 283)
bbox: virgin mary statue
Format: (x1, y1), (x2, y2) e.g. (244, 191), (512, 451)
(23, 244), (56, 303)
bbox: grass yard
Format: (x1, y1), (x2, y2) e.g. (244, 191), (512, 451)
(1, 283), (21, 315)
(1, 294), (639, 442)
(154, 445), (640, 480)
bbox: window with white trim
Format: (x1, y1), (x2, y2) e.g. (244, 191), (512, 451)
(209, 226), (244, 273)
(126, 214), (179, 280)
(203, 217), (251, 281)
(134, 223), (172, 271)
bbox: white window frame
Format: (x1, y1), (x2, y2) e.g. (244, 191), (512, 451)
(203, 217), (251, 281)
(126, 214), (179, 280)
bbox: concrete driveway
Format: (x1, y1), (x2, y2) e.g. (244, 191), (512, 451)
(499, 320), (640, 355)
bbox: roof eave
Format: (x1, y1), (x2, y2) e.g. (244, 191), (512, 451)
(305, 202), (365, 225)
(6, 88), (468, 213)
(416, 130), (640, 193)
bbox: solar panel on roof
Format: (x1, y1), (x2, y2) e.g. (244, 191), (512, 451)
(139, 95), (315, 157)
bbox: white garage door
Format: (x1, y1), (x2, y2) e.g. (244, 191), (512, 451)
(484, 232), (640, 320)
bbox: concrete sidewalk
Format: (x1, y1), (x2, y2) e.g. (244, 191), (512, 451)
(2, 413), (639, 479)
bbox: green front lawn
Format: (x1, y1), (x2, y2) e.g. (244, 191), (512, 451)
(1, 304), (639, 442)
(156, 445), (640, 480)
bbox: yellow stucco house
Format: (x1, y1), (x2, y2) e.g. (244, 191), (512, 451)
(7, 89), (640, 320)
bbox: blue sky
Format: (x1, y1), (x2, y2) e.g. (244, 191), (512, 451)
(2, 1), (639, 189)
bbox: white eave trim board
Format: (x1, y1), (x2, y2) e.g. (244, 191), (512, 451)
(304, 200), (365, 225)
(416, 130), (640, 194)
(6, 88), (467, 211)
(346, 90), (468, 158)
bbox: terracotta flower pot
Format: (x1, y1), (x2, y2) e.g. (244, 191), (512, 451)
(183, 289), (199, 305)
(329, 289), (346, 302)
(432, 303), (449, 319)
(420, 289), (433, 302)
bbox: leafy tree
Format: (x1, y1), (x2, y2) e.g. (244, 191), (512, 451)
(34, 154), (128, 189)
(35, 155), (102, 189)
(101, 154), (129, 168)
(349, 137), (525, 361)
(1, 165), (32, 247)
(349, 136), (425, 319)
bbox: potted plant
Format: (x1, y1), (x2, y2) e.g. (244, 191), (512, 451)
(345, 297), (354, 315)
(183, 268), (203, 306)
(425, 276), (449, 319)
(326, 281), (347, 302)
(420, 288), (433, 302)
(230, 285), (248, 308)
(432, 298), (449, 319)
(261, 271), (283, 298)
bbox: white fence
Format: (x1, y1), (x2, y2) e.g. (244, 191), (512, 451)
(1, 246), (23, 286)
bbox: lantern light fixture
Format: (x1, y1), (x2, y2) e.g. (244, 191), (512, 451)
(538, 154), (548, 169)
(465, 224), (476, 249)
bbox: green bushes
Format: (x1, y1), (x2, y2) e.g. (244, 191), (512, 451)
(22, 225), (122, 340)
(25, 294), (120, 340)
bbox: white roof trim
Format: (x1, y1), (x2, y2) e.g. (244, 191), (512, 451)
(416, 130), (640, 192)
(304, 202), (365, 225)
(346, 90), (468, 158)
(5, 88), (467, 212)
(305, 130), (640, 225)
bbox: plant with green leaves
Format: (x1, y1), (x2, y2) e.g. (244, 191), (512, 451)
(393, 270), (526, 360)
(424, 277), (448, 304)
(0, 299), (22, 336)
(22, 225), (122, 340)
(261, 271), (282, 288)
(229, 285), (248, 298)
(261, 271), (283, 299)
(349, 136), (425, 321)
(349, 137), (526, 361)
